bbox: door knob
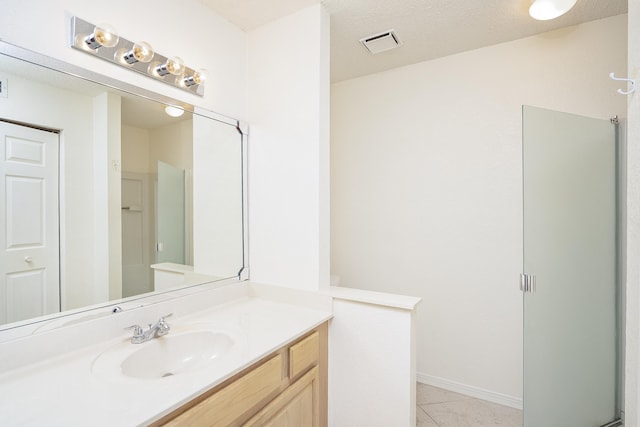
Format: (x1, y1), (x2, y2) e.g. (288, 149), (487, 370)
(24, 256), (33, 263)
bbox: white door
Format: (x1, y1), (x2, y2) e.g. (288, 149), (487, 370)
(121, 173), (152, 297)
(0, 121), (60, 324)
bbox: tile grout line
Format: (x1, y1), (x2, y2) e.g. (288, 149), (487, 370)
(417, 405), (442, 427)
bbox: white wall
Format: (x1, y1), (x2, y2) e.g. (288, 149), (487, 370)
(193, 115), (243, 277)
(331, 15), (627, 401)
(121, 125), (150, 174)
(92, 92), (122, 302)
(148, 120), (193, 174)
(329, 296), (418, 427)
(247, 4), (330, 291)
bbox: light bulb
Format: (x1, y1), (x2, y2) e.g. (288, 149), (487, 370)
(529, 0), (577, 20)
(193, 69), (207, 84)
(183, 68), (208, 87)
(84, 23), (119, 49)
(164, 105), (184, 117)
(122, 41), (154, 64)
(154, 56), (185, 77)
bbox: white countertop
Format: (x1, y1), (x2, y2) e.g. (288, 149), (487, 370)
(330, 286), (421, 310)
(0, 285), (332, 426)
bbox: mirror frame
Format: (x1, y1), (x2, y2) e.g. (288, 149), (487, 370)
(0, 40), (249, 339)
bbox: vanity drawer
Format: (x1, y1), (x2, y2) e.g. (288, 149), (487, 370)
(289, 330), (319, 379)
(164, 354), (284, 427)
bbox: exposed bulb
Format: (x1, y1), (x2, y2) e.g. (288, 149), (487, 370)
(123, 41), (154, 64)
(183, 68), (208, 87)
(84, 23), (119, 49)
(193, 69), (207, 85)
(529, 0), (577, 20)
(166, 57), (185, 76)
(154, 56), (184, 77)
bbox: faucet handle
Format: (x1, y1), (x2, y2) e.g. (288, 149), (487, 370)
(160, 313), (173, 321)
(125, 324), (143, 336)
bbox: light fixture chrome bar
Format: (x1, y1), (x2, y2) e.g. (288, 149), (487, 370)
(70, 16), (204, 96)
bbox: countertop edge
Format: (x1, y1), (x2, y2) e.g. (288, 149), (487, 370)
(330, 286), (422, 310)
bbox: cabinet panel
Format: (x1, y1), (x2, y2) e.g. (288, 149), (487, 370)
(165, 354), (283, 427)
(289, 331), (319, 379)
(245, 366), (320, 427)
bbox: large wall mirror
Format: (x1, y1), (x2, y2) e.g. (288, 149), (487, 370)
(0, 42), (247, 332)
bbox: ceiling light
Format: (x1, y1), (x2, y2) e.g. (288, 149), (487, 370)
(529, 0), (577, 20)
(164, 105), (184, 117)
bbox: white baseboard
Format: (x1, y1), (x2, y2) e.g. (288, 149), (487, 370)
(417, 372), (523, 410)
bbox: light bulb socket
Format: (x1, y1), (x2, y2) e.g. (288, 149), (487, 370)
(183, 69), (207, 87)
(123, 41), (154, 64)
(85, 35), (103, 50)
(154, 56), (184, 76)
(183, 75), (198, 87)
(84, 24), (119, 49)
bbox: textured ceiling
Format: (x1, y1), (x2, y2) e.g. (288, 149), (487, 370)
(200, 0), (628, 82)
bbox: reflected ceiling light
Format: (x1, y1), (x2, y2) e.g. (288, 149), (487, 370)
(82, 23), (119, 49)
(153, 56), (185, 77)
(121, 41), (154, 64)
(164, 105), (184, 117)
(71, 17), (206, 96)
(183, 69), (207, 87)
(529, 0), (577, 20)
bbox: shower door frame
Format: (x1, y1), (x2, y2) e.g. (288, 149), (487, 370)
(521, 106), (624, 427)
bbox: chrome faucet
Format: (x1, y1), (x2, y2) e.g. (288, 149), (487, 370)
(125, 313), (173, 344)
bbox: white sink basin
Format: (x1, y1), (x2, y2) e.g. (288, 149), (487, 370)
(92, 329), (235, 380)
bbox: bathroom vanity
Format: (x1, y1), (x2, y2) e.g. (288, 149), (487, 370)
(0, 282), (332, 426)
(156, 323), (327, 426)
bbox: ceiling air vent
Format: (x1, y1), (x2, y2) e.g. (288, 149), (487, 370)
(360, 30), (402, 54)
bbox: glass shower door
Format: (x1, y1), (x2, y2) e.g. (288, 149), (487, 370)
(157, 160), (185, 264)
(522, 106), (619, 426)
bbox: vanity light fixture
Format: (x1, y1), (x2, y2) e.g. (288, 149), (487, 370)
(70, 16), (205, 96)
(529, 0), (577, 20)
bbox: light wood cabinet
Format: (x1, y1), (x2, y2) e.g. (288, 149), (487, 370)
(245, 366), (320, 427)
(153, 322), (327, 427)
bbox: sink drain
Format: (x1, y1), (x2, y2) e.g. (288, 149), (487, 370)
(161, 372), (174, 378)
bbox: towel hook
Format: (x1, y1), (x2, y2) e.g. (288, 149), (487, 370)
(609, 72), (636, 95)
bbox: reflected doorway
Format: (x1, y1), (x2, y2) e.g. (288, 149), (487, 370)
(0, 120), (60, 323)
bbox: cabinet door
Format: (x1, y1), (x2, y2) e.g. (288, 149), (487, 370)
(164, 354), (283, 427)
(245, 366), (319, 427)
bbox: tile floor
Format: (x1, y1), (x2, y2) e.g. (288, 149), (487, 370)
(417, 383), (523, 427)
